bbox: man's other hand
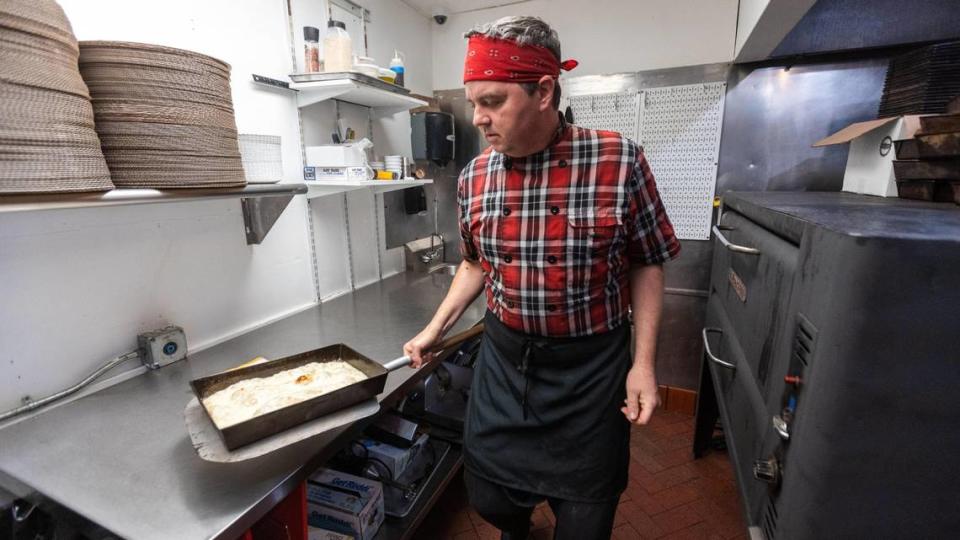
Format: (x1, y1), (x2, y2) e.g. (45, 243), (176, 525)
(622, 363), (660, 425)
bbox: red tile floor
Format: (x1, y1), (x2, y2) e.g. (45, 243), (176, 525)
(413, 410), (746, 540)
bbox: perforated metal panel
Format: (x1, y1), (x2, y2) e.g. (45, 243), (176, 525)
(641, 82), (726, 240)
(568, 91), (643, 141)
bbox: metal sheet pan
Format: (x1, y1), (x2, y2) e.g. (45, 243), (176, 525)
(189, 344), (388, 450)
(288, 71), (411, 95)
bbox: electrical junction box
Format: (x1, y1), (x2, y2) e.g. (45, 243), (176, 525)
(138, 326), (187, 369)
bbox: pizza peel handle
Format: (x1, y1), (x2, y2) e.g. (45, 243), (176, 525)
(383, 323), (484, 372)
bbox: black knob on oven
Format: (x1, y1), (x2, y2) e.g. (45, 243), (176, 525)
(753, 457), (781, 485)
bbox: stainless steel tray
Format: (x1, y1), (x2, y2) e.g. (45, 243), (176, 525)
(288, 71), (411, 95)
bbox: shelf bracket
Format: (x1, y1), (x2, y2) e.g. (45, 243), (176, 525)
(241, 194), (296, 244)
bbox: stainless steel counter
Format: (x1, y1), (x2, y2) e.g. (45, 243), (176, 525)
(0, 271), (482, 540)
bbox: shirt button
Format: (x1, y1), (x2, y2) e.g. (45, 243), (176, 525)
(550, 206), (560, 215)
(558, 160), (567, 168)
(547, 255), (557, 264)
(503, 255), (513, 263)
(503, 207), (511, 216)
(507, 301), (516, 308)
(547, 304), (557, 312)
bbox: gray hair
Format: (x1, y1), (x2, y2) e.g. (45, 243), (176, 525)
(464, 16), (563, 108)
(464, 16), (561, 61)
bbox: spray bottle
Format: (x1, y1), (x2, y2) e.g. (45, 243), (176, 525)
(389, 50), (405, 87)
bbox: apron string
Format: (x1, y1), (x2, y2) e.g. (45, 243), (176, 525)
(518, 339), (548, 420)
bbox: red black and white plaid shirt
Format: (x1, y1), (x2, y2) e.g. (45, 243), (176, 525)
(458, 118), (681, 337)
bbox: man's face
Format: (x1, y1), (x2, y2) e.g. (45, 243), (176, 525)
(466, 80), (543, 156)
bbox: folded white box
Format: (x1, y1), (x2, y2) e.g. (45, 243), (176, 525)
(813, 115), (924, 197)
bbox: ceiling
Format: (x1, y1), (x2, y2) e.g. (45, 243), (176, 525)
(400, 0), (536, 18)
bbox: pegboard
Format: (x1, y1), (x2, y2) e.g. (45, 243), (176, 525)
(640, 82), (726, 240)
(567, 91), (643, 141)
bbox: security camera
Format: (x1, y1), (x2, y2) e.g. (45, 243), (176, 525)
(433, 7), (448, 25)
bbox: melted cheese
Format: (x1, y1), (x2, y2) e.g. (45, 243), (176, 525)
(202, 361), (367, 428)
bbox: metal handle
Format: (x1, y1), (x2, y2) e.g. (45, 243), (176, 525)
(383, 356), (413, 372)
(702, 327), (736, 370)
(712, 225), (760, 255)
(385, 323), (486, 372)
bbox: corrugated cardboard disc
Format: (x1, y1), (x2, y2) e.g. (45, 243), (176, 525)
(0, 0), (113, 193)
(79, 41), (245, 189)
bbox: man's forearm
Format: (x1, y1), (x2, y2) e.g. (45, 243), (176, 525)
(629, 264), (665, 369)
(427, 259), (486, 336)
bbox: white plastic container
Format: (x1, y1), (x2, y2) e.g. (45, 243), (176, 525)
(353, 55), (379, 78)
(377, 67), (396, 84)
(323, 20), (352, 73)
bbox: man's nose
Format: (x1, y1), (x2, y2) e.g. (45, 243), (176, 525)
(473, 108), (489, 128)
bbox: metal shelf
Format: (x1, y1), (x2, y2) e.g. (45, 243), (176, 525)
(290, 78), (426, 116)
(0, 183), (308, 245)
(305, 179), (433, 199)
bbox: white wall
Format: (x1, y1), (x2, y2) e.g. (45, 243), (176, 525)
(431, 0), (739, 90)
(0, 0), (316, 413)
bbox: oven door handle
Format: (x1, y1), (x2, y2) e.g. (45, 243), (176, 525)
(702, 327), (736, 370)
(712, 225), (760, 255)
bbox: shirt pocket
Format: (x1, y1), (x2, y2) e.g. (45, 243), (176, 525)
(567, 211), (622, 260)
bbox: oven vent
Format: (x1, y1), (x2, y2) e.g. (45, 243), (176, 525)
(761, 497), (779, 539)
(792, 314), (817, 368)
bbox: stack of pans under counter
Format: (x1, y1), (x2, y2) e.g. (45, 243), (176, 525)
(0, 0), (113, 193)
(78, 41), (246, 189)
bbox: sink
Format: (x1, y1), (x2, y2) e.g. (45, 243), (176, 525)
(428, 263), (458, 276)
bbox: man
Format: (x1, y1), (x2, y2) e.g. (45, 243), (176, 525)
(403, 16), (680, 540)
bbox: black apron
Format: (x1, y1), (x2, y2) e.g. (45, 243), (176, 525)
(463, 310), (632, 503)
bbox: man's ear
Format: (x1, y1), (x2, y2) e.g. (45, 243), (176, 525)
(537, 75), (555, 112)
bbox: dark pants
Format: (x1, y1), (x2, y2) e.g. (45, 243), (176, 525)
(464, 469), (619, 540)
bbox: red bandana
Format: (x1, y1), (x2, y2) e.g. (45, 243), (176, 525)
(463, 35), (578, 84)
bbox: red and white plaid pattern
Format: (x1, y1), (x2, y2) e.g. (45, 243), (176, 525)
(458, 122), (681, 337)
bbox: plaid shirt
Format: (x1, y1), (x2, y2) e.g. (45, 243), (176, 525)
(458, 119), (681, 337)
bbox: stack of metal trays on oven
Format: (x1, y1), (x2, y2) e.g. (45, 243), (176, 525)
(893, 111), (960, 203)
(78, 41), (245, 188)
(0, 0), (113, 193)
(878, 40), (960, 117)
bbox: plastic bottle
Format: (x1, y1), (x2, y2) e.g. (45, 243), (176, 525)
(389, 50), (405, 87)
(303, 26), (320, 73)
(323, 20), (353, 73)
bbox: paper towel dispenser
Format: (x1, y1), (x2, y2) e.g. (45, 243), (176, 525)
(411, 111), (454, 167)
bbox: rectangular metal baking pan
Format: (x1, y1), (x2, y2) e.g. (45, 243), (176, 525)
(189, 344), (388, 450)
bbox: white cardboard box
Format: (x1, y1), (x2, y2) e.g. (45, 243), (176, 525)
(307, 469), (384, 540)
(813, 115), (924, 197)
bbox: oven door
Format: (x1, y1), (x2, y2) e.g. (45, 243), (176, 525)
(702, 295), (774, 526)
(710, 209), (800, 404)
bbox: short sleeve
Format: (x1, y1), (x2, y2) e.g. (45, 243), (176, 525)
(457, 169), (480, 263)
(624, 151), (681, 265)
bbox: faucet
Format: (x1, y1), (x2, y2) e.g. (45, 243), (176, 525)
(420, 233), (444, 264)
(419, 197), (444, 264)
